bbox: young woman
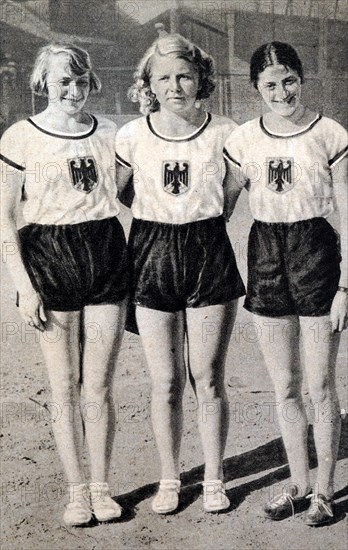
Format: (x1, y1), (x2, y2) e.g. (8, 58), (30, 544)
(0, 44), (128, 526)
(224, 42), (347, 526)
(116, 33), (245, 513)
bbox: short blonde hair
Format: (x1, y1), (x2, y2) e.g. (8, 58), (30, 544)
(128, 34), (216, 115)
(30, 43), (101, 96)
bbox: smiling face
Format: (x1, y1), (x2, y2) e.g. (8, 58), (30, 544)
(149, 54), (200, 114)
(257, 64), (302, 117)
(45, 53), (90, 114)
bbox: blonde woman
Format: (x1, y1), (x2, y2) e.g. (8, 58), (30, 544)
(116, 33), (245, 514)
(1, 43), (128, 526)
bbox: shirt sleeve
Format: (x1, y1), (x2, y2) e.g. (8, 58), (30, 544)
(115, 122), (133, 169)
(325, 118), (348, 168)
(0, 123), (26, 173)
(223, 126), (248, 188)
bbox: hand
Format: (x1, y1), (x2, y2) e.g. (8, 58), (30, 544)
(18, 290), (47, 332)
(223, 201), (233, 223)
(330, 290), (348, 333)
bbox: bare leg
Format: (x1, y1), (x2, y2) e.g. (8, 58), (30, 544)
(39, 310), (84, 484)
(300, 315), (341, 498)
(136, 307), (186, 480)
(82, 300), (127, 482)
(186, 301), (237, 481)
(255, 314), (310, 495)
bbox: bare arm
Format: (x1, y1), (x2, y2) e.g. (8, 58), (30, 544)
(0, 163), (46, 330)
(330, 156), (348, 332)
(222, 159), (245, 222)
(116, 162), (134, 208)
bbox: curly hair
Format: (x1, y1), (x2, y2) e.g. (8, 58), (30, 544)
(30, 43), (101, 96)
(250, 42), (304, 89)
(128, 33), (216, 115)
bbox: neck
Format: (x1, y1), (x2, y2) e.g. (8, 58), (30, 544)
(154, 107), (206, 129)
(268, 104), (307, 126)
(42, 105), (88, 126)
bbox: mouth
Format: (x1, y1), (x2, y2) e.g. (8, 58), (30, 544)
(63, 98), (83, 104)
(274, 95), (296, 105)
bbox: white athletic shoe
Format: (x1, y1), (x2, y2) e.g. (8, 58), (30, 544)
(151, 479), (181, 514)
(90, 482), (122, 522)
(203, 480), (230, 513)
(63, 483), (92, 526)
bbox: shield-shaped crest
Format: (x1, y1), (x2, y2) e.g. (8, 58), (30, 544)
(163, 161), (190, 195)
(266, 157), (294, 194)
(68, 156), (99, 193)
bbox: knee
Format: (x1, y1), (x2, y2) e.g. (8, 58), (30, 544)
(84, 381), (110, 404)
(309, 376), (336, 405)
(274, 377), (302, 403)
(152, 376), (185, 404)
(193, 369), (224, 401)
(196, 382), (224, 402)
(51, 377), (81, 403)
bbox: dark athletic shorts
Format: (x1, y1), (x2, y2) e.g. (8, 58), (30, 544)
(18, 217), (128, 311)
(245, 217), (341, 317)
(128, 216), (245, 312)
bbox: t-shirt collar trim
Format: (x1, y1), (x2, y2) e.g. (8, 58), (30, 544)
(146, 112), (212, 142)
(260, 114), (322, 138)
(27, 114), (98, 139)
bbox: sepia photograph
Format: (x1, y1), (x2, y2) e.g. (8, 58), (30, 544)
(1, 1), (347, 548)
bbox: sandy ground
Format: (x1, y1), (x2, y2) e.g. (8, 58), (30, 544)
(1, 193), (347, 550)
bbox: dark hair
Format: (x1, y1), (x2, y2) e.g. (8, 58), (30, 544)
(250, 42), (304, 89)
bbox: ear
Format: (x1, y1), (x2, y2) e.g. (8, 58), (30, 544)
(149, 77), (155, 95)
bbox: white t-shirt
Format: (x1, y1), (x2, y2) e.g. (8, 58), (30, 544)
(224, 114), (348, 223)
(116, 113), (237, 224)
(0, 115), (120, 225)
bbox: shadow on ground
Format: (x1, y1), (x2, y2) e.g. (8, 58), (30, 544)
(116, 417), (348, 518)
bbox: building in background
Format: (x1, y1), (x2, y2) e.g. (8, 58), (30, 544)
(1, 0), (347, 131)
(0, 0), (143, 130)
(219, 0), (348, 123)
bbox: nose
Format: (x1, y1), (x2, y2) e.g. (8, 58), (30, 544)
(68, 81), (79, 98)
(169, 76), (181, 92)
(274, 83), (288, 101)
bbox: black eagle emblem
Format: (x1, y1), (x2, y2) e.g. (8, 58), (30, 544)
(267, 158), (294, 193)
(68, 156), (99, 193)
(163, 161), (190, 195)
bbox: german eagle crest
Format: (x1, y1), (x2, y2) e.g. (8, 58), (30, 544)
(68, 156), (99, 193)
(267, 157), (294, 193)
(163, 161), (190, 195)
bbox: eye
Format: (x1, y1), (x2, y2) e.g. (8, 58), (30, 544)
(60, 78), (71, 86)
(159, 76), (169, 81)
(78, 80), (89, 87)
